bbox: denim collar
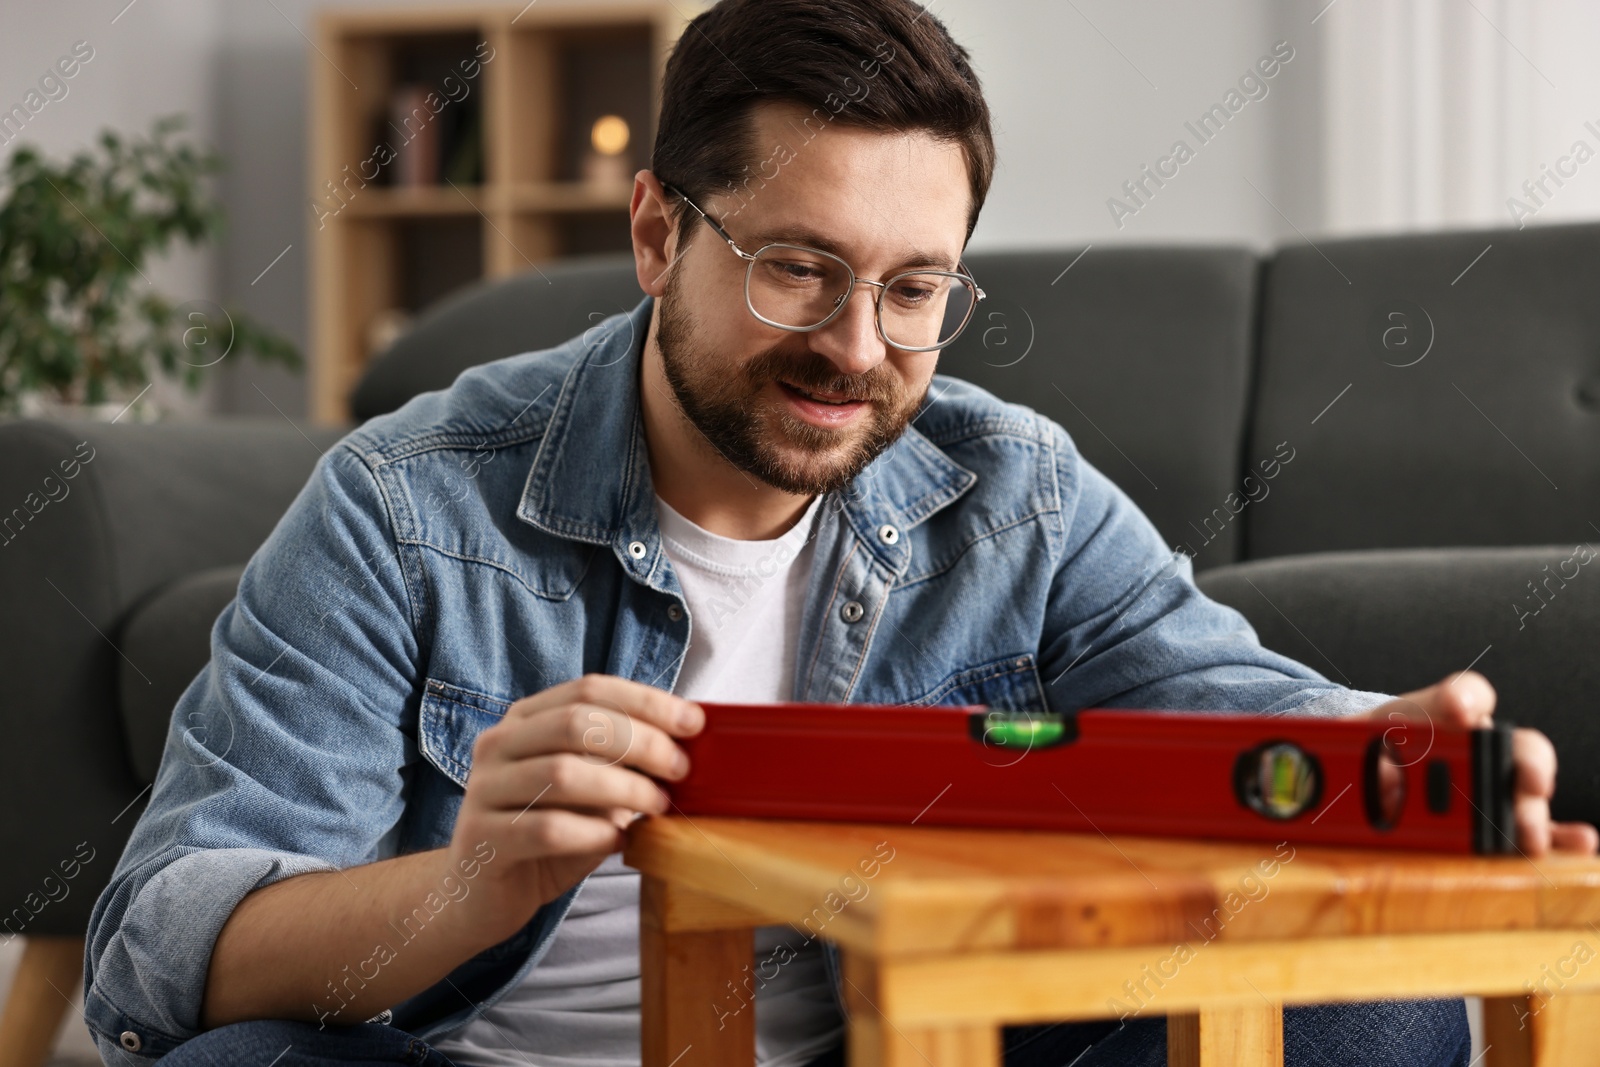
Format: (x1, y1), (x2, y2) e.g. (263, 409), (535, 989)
(516, 294), (977, 580)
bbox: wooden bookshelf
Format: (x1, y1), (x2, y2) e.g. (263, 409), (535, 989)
(308, 2), (697, 423)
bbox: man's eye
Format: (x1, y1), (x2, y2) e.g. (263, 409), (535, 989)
(776, 261), (825, 280)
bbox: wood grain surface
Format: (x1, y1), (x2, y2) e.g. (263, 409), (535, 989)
(623, 815), (1600, 957)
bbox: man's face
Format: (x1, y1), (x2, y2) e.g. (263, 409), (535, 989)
(654, 100), (971, 496)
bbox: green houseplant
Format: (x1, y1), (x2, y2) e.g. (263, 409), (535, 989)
(0, 114), (300, 416)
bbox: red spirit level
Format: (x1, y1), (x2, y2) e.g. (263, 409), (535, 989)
(663, 703), (1517, 854)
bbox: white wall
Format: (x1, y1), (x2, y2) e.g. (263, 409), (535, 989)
(964, 0), (1321, 246)
(1, 0), (223, 417)
(1321, 0), (1600, 234)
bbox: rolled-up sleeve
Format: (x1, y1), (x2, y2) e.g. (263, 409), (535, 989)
(1039, 423), (1393, 719)
(83, 439), (421, 1063)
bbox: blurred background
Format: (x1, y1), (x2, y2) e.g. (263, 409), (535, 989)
(6, 0), (1600, 424)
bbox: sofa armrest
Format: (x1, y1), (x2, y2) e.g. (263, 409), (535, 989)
(1196, 545), (1600, 826)
(118, 564), (250, 786)
(0, 416), (347, 937)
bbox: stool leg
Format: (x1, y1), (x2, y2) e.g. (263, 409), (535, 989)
(848, 1023), (1000, 1067)
(639, 875), (756, 1067)
(1481, 995), (1533, 1067)
(1502, 990), (1600, 1067)
(840, 949), (999, 1067)
(1168, 1003), (1284, 1067)
(0, 936), (86, 1067)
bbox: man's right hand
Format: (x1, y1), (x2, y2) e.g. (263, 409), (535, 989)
(446, 674), (703, 942)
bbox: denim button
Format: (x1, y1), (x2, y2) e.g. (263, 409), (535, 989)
(667, 604), (684, 621)
(840, 600), (865, 623)
(877, 524), (899, 545)
(119, 1031), (142, 1052)
(628, 541), (647, 559)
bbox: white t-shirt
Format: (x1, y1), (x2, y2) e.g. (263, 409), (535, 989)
(431, 493), (842, 1067)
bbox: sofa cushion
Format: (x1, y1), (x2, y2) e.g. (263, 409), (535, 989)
(1247, 221), (1600, 559)
(0, 418), (342, 934)
(944, 247), (1260, 569)
(118, 565), (247, 786)
(1196, 544), (1600, 825)
(349, 252), (647, 424)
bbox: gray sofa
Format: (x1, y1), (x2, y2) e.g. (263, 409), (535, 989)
(4, 225), (1599, 965)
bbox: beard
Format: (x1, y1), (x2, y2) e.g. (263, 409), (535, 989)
(653, 272), (927, 496)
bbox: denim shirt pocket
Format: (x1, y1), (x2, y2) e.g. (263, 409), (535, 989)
(418, 677), (513, 789)
(906, 652), (1049, 712)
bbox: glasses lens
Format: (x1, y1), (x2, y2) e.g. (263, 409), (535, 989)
(748, 245), (852, 329)
(879, 272), (977, 351)
(747, 247), (978, 351)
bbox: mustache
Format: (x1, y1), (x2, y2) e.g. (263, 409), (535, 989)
(744, 350), (900, 404)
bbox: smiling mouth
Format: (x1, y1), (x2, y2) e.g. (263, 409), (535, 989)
(778, 380), (867, 405)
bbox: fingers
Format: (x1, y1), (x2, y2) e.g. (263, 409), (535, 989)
(464, 675), (694, 852)
(497, 673), (702, 781)
(605, 804), (652, 831)
(1356, 671), (1491, 739)
(483, 699), (692, 784)
(1363, 670), (1496, 733)
(1377, 753), (1403, 819)
(1494, 727), (1597, 858)
(479, 805), (627, 856)
(1439, 670), (1496, 727)
(1550, 822), (1600, 855)
(1512, 727), (1557, 801)
(1515, 791), (1553, 857)
(1368, 683), (1570, 860)
(1509, 728), (1569, 857)
(474, 750), (672, 819)
(510, 674), (704, 740)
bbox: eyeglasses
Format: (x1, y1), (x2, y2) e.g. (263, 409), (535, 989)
(662, 182), (985, 353)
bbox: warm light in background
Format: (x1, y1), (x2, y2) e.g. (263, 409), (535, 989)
(591, 114), (630, 156)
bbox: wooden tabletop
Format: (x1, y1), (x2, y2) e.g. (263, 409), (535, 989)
(623, 815), (1600, 957)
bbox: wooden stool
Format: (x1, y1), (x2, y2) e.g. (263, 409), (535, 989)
(624, 817), (1600, 1066)
(0, 936), (86, 1067)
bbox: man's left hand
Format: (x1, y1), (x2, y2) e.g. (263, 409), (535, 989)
(1355, 670), (1598, 857)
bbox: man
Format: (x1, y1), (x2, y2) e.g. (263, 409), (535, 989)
(84, 0), (1595, 1065)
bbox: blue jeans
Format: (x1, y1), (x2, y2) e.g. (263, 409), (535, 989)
(159, 997), (1469, 1066)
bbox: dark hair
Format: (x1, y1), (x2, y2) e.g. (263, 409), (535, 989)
(650, 0), (995, 250)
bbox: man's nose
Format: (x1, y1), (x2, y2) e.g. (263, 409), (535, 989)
(807, 284), (887, 377)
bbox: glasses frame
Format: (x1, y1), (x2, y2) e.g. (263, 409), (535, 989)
(662, 182), (986, 353)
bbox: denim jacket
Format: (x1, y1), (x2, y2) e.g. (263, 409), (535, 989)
(83, 292), (1391, 1064)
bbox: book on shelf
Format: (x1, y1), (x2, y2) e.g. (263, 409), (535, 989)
(380, 81), (483, 188)
(389, 83), (442, 187)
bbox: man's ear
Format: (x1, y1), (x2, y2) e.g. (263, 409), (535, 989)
(630, 170), (680, 297)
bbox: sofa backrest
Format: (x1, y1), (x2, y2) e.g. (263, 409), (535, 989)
(945, 248), (1259, 570)
(352, 245), (1265, 569)
(1246, 221), (1600, 560)
(349, 252), (650, 424)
